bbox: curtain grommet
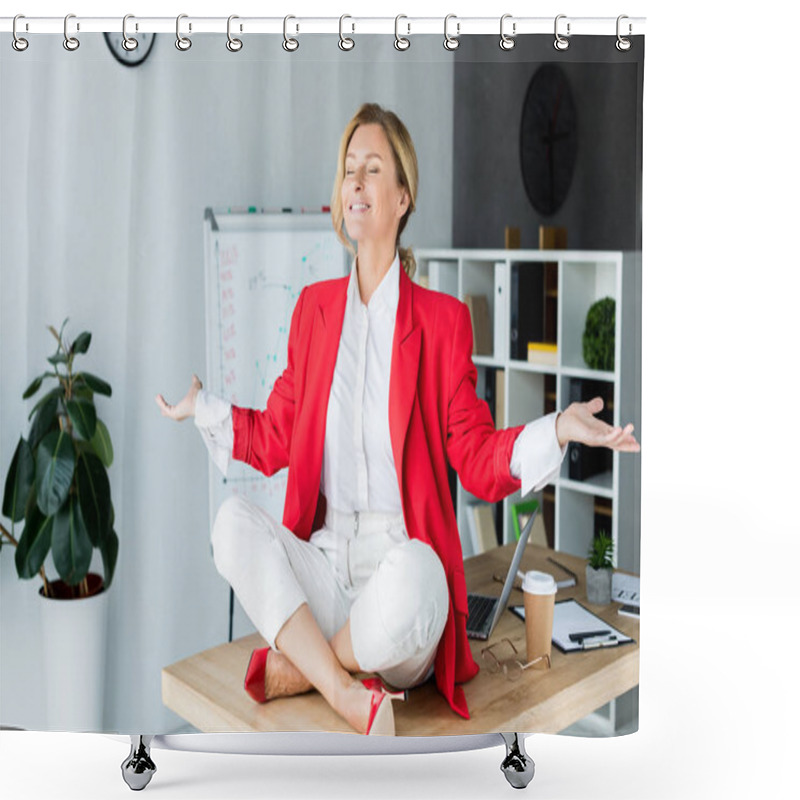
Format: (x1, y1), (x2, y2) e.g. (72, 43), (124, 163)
(12, 14), (29, 51)
(176, 14), (192, 51)
(226, 15), (243, 52)
(499, 14), (516, 51)
(339, 14), (355, 51)
(283, 15), (299, 52)
(394, 15), (410, 51)
(616, 15), (632, 51)
(444, 14), (460, 51)
(554, 14), (570, 51)
(63, 13), (80, 51)
(121, 14), (138, 52)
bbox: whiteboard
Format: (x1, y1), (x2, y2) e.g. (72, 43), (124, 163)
(202, 208), (348, 539)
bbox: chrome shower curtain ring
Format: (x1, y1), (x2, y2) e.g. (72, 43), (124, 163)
(616, 15), (632, 51)
(499, 14), (515, 51)
(12, 14), (29, 51)
(444, 14), (460, 51)
(226, 15), (243, 52)
(283, 15), (299, 52)
(176, 14), (192, 51)
(554, 14), (570, 51)
(394, 15), (410, 51)
(63, 14), (80, 51)
(122, 14), (138, 51)
(339, 15), (355, 50)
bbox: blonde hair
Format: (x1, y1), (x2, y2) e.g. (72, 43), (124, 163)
(330, 103), (418, 280)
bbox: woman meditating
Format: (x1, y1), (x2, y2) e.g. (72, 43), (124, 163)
(156, 103), (639, 736)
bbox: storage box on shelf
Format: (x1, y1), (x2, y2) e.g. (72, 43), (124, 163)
(415, 249), (641, 576)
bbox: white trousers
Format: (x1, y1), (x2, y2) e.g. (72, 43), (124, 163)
(210, 495), (449, 689)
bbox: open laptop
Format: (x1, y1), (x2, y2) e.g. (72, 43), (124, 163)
(466, 506), (538, 640)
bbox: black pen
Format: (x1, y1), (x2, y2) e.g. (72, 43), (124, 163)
(568, 629), (611, 643)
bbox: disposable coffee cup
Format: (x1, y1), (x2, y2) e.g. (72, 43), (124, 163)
(522, 571), (557, 667)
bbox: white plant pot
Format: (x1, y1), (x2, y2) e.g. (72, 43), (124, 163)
(38, 575), (109, 731)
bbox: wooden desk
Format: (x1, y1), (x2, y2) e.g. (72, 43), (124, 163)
(162, 545), (639, 735)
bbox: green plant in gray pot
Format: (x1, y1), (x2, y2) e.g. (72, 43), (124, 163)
(583, 296), (615, 372)
(585, 531), (613, 605)
(1, 319), (118, 599)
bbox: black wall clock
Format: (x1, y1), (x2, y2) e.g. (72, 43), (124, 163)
(520, 64), (578, 216)
(104, 32), (157, 68)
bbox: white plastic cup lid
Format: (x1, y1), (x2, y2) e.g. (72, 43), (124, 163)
(521, 570), (557, 595)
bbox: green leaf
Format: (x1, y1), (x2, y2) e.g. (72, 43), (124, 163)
(100, 527), (119, 590)
(35, 430), (76, 516)
(28, 385), (63, 422)
(76, 372), (111, 397)
(51, 494), (92, 586)
(28, 393), (61, 449)
(75, 451), (110, 548)
(582, 297), (616, 372)
(2, 437), (35, 522)
(90, 418), (114, 467)
(71, 331), (91, 355)
(66, 398), (97, 441)
(15, 503), (54, 580)
(47, 351), (68, 366)
(22, 374), (47, 400)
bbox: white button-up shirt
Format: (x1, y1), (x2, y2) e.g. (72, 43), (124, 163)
(195, 252), (566, 507)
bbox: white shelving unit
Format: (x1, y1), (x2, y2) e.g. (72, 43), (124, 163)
(415, 249), (641, 575)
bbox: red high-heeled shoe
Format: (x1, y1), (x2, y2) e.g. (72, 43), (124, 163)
(362, 678), (407, 736)
(244, 647), (271, 703)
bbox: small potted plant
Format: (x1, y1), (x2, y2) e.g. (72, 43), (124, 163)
(1, 319), (118, 730)
(585, 531), (613, 605)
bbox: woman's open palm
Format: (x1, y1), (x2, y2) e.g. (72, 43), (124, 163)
(155, 374), (203, 421)
(558, 397), (640, 452)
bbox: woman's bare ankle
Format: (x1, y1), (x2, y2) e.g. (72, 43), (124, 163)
(330, 679), (373, 734)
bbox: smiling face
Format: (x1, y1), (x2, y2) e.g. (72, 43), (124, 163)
(341, 123), (410, 249)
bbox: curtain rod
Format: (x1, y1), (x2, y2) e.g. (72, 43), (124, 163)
(1, 15), (646, 37)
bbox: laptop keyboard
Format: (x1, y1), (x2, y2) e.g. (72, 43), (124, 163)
(467, 594), (497, 634)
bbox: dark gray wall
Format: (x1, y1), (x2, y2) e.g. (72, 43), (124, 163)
(453, 36), (644, 251)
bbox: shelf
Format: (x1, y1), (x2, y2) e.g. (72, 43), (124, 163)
(414, 247), (639, 576)
(472, 355), (503, 369)
(505, 360), (558, 377)
(557, 471), (614, 499)
(559, 366), (616, 382)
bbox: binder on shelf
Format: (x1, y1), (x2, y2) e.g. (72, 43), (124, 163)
(510, 262), (545, 361)
(528, 342), (558, 366)
(493, 261), (508, 361)
(495, 368), (505, 429)
(469, 503), (498, 554)
(464, 294), (492, 356)
(483, 367), (506, 430)
(484, 368), (497, 423)
(567, 377), (613, 481)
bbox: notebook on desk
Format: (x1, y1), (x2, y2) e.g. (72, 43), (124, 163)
(466, 507), (537, 640)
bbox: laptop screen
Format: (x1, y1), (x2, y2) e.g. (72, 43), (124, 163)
(489, 507), (539, 630)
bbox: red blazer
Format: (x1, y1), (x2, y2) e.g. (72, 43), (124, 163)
(231, 265), (525, 719)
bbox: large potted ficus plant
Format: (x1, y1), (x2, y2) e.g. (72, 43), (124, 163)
(1, 319), (118, 730)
